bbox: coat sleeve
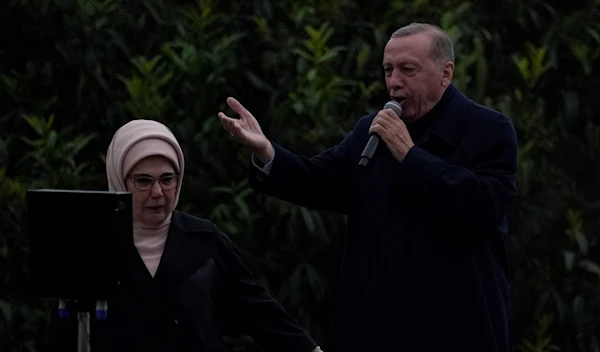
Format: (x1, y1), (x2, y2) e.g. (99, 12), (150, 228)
(214, 228), (318, 352)
(247, 116), (368, 215)
(392, 116), (518, 237)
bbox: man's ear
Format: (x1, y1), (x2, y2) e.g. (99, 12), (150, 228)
(441, 61), (454, 87)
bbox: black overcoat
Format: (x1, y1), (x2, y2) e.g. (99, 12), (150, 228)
(248, 84), (519, 352)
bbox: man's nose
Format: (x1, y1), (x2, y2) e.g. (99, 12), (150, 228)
(389, 70), (404, 89)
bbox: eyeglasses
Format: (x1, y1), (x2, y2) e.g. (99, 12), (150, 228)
(128, 173), (180, 191)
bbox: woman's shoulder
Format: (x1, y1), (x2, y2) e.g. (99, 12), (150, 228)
(171, 210), (217, 231)
(171, 210), (233, 245)
(171, 210), (242, 269)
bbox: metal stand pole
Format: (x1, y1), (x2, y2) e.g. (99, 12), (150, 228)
(77, 311), (91, 352)
(59, 298), (106, 351)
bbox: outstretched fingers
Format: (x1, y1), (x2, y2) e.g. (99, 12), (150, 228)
(225, 97), (252, 122)
(218, 113), (240, 136)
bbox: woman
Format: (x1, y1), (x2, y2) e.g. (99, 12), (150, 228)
(44, 119), (321, 352)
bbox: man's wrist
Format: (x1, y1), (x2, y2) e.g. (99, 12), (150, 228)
(399, 142), (416, 162)
(253, 142), (274, 164)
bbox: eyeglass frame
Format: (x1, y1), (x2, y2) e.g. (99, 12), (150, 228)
(126, 172), (181, 191)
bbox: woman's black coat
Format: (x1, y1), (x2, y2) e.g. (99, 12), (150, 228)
(43, 210), (317, 352)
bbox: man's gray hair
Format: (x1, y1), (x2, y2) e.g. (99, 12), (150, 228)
(390, 23), (455, 62)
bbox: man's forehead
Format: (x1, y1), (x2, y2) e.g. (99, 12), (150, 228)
(384, 33), (433, 57)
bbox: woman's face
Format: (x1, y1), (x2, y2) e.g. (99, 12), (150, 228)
(125, 155), (179, 226)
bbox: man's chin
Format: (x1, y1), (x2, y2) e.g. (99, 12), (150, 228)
(398, 105), (418, 123)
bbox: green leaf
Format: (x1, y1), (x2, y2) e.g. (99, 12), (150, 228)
(579, 259), (600, 276)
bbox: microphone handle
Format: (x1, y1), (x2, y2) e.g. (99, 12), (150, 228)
(358, 100), (401, 167)
(358, 134), (380, 166)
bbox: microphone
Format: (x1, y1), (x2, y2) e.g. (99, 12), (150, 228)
(358, 100), (403, 166)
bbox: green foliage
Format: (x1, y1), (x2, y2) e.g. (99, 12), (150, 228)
(18, 114), (98, 189)
(1, 0), (600, 351)
(517, 314), (557, 352)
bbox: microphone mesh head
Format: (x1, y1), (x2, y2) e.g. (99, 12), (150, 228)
(383, 100), (403, 117)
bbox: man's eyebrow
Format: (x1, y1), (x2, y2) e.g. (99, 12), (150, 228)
(384, 59), (421, 65)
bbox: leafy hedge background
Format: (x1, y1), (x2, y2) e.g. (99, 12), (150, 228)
(1, 0), (599, 351)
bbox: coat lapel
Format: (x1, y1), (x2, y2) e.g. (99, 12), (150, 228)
(154, 212), (218, 348)
(125, 212), (217, 347)
(153, 215), (213, 292)
(126, 214), (211, 320)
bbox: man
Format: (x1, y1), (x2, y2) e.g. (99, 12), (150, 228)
(219, 22), (518, 352)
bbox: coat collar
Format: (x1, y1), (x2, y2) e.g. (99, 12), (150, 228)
(153, 211), (214, 287)
(126, 211), (217, 347)
(415, 83), (471, 147)
(128, 210), (215, 304)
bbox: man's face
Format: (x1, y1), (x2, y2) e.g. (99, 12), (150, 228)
(382, 32), (454, 122)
